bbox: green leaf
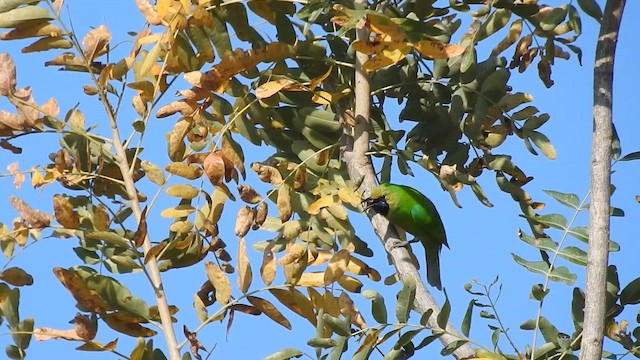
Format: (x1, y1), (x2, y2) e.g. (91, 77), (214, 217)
(437, 290), (451, 330)
(415, 333), (441, 350)
(532, 342), (560, 360)
(307, 338), (337, 349)
(395, 276), (416, 323)
(83, 273), (150, 319)
(479, 310), (496, 319)
(530, 213), (568, 230)
(394, 329), (422, 350)
(567, 226), (619, 251)
(419, 308), (433, 326)
(491, 328), (500, 349)
(543, 190), (581, 209)
(530, 284), (549, 301)
(511, 254), (576, 284)
(461, 299), (474, 337)
(362, 290), (387, 324)
(528, 130), (556, 159)
(577, 0), (602, 23)
(540, 7), (567, 31)
(475, 8), (511, 42)
(619, 151), (640, 162)
(263, 348), (304, 360)
(441, 340), (468, 356)
(475, 350), (508, 360)
(321, 314), (350, 337)
(0, 5), (52, 28)
(571, 287), (585, 326)
(557, 246), (587, 267)
(620, 277), (640, 305)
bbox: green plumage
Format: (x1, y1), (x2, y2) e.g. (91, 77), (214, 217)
(365, 183), (448, 289)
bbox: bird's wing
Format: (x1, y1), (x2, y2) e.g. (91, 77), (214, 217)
(409, 201), (448, 249)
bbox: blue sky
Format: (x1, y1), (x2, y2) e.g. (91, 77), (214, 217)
(0, 0), (638, 359)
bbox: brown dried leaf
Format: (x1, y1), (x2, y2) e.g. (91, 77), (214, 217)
(34, 327), (82, 341)
(277, 183), (292, 222)
(229, 304), (261, 315)
(339, 292), (366, 328)
(269, 288), (317, 326)
(278, 242), (306, 265)
(7, 162), (23, 189)
(135, 0), (162, 25)
(168, 117), (193, 162)
(93, 205), (110, 231)
(237, 237), (252, 293)
(165, 162), (204, 180)
(41, 97), (60, 117)
(0, 267), (33, 286)
(11, 196), (51, 229)
(53, 194), (80, 229)
(238, 185), (262, 204)
(234, 205), (254, 238)
(133, 206), (148, 247)
(73, 313), (97, 340)
(251, 162), (282, 185)
(82, 25), (111, 62)
(0, 53), (17, 96)
(102, 312), (157, 337)
(141, 160), (166, 185)
(53, 267), (111, 313)
(324, 249), (350, 285)
(293, 166), (306, 191)
(260, 241), (276, 286)
(537, 59), (554, 88)
(205, 261), (230, 305)
(253, 202), (268, 230)
(247, 296), (292, 330)
(221, 135), (246, 180)
(183, 325), (206, 360)
(203, 151), (225, 185)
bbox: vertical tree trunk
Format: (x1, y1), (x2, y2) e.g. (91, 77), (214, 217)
(580, 1), (626, 360)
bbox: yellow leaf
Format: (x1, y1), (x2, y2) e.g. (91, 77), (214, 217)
(237, 237), (252, 293)
(338, 292), (366, 328)
(260, 241), (276, 286)
(247, 296), (291, 329)
(308, 66), (333, 89)
(307, 195), (336, 215)
(337, 187), (362, 207)
(157, 0), (171, 18)
(255, 79), (296, 99)
(337, 274), (363, 293)
(362, 42), (411, 71)
(205, 261), (231, 305)
(324, 249), (350, 285)
(297, 272), (325, 287)
(366, 13), (405, 42)
(413, 40), (465, 59)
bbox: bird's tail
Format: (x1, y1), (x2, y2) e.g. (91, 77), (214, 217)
(425, 244), (442, 290)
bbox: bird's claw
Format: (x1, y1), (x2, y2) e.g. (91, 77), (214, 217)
(388, 239), (410, 250)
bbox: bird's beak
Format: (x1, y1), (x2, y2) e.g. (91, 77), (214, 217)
(361, 197), (381, 211)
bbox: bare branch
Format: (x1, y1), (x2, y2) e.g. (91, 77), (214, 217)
(581, 1), (626, 360)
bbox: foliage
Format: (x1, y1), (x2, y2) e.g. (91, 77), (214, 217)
(0, 0), (634, 359)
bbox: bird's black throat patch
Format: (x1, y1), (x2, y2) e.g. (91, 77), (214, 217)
(365, 197), (389, 216)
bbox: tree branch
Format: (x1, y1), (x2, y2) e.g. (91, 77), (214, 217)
(580, 1), (626, 360)
(341, 4), (474, 359)
(103, 99), (181, 359)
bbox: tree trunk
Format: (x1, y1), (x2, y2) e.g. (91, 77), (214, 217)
(580, 1), (626, 360)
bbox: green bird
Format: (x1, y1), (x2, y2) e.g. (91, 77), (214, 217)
(363, 183), (449, 290)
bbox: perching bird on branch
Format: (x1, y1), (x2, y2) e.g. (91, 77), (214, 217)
(363, 183), (449, 290)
